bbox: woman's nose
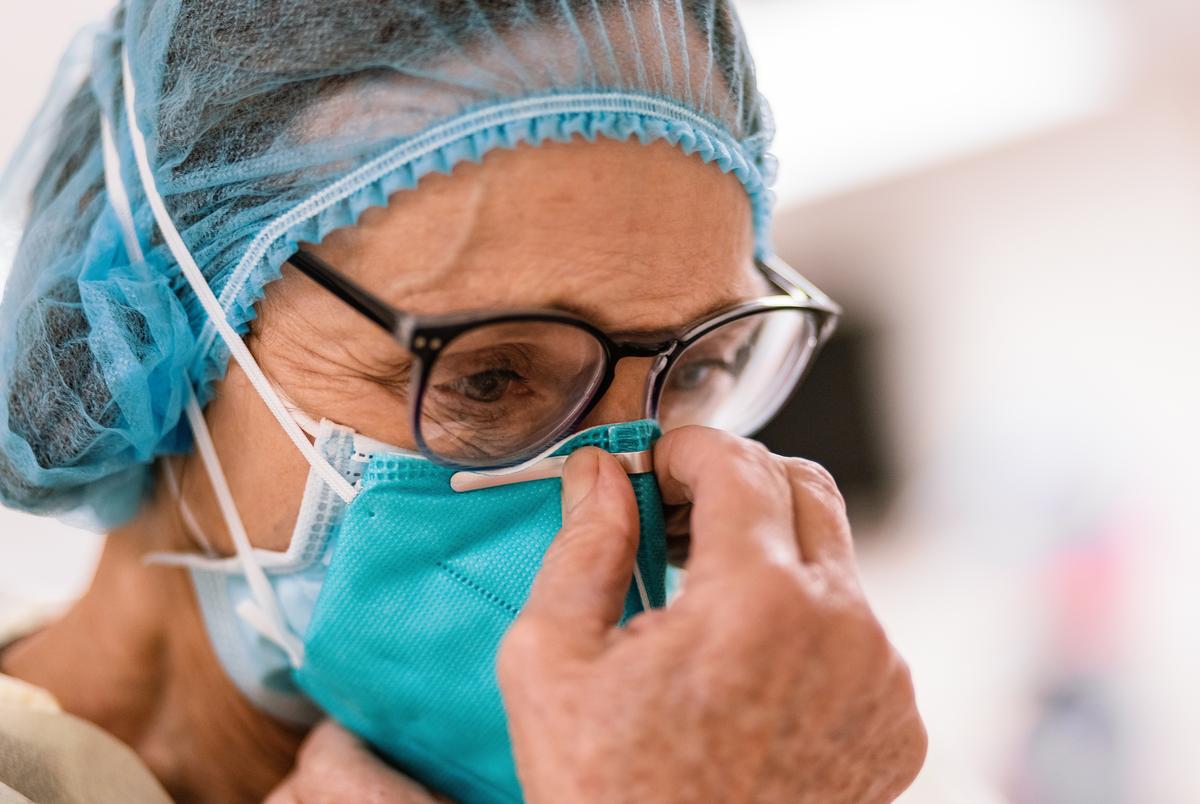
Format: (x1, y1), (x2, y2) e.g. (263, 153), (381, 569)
(579, 357), (656, 429)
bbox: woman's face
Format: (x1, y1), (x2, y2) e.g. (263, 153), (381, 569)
(180, 137), (761, 553)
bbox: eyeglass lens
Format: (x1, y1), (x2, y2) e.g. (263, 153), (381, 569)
(658, 307), (819, 434)
(416, 308), (821, 467)
(418, 319), (607, 464)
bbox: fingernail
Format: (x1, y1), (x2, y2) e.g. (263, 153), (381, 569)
(562, 448), (600, 517)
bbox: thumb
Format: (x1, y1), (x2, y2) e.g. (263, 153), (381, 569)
(521, 446), (641, 637)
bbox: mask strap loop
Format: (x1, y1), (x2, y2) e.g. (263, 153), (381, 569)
(160, 458), (217, 557)
(99, 112), (144, 265)
(272, 383), (323, 440)
(632, 564), (651, 612)
(119, 48), (355, 506)
(180, 384), (305, 666)
(115, 53), (333, 665)
(102, 108), (223, 560)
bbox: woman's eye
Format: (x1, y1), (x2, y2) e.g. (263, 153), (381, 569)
(670, 360), (725, 391)
(671, 343), (753, 392)
(440, 368), (526, 403)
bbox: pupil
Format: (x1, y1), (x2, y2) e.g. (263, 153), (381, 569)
(676, 363), (711, 390)
(733, 342), (752, 372)
(462, 369), (513, 402)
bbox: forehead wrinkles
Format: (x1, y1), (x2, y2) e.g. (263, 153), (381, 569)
(310, 138), (753, 320)
(312, 163), (489, 304)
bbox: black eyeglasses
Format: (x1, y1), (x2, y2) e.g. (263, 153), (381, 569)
(287, 249), (840, 469)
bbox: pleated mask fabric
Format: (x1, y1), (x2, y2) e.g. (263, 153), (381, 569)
(178, 416), (667, 802)
(294, 418), (667, 803)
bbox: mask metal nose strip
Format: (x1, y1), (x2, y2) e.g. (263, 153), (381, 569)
(449, 449), (654, 493)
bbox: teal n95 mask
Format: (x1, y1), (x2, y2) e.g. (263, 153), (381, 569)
(152, 411), (668, 804)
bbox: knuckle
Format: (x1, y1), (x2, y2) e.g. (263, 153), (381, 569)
(724, 438), (789, 491)
(905, 708), (930, 772)
(784, 457), (845, 512)
(729, 435), (774, 467)
(785, 456), (838, 494)
(857, 604), (890, 644)
(656, 424), (721, 464)
(661, 427), (798, 500)
(819, 598), (892, 667)
(888, 652), (920, 709)
(739, 562), (809, 617)
(665, 423), (728, 448)
(854, 608), (892, 659)
(881, 673), (929, 792)
(873, 717), (929, 803)
(496, 619), (543, 684)
(668, 425), (770, 467)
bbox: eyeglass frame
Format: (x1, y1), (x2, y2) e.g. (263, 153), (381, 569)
(286, 248), (842, 469)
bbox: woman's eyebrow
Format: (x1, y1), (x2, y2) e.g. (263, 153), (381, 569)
(542, 295), (749, 339)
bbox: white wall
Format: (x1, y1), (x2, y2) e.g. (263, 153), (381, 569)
(774, 83), (1200, 804)
(737, 0), (1125, 203)
(0, 1), (114, 159)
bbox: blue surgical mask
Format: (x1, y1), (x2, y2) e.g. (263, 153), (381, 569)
(154, 414), (667, 804)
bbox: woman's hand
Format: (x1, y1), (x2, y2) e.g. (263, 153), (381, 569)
(264, 720), (445, 804)
(498, 426), (927, 803)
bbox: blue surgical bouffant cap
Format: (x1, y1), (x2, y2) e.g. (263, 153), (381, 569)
(0, 0), (775, 528)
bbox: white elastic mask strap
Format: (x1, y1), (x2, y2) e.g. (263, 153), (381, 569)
(632, 564), (651, 613)
(270, 382), (323, 440)
(103, 109), (218, 561)
(99, 112), (144, 265)
(160, 458), (216, 556)
(181, 386), (304, 666)
(120, 49), (355, 505)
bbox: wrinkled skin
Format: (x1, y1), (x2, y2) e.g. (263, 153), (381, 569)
(2, 138), (925, 802)
(501, 434), (925, 803)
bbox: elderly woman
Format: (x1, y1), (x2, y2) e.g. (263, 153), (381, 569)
(0, 1), (925, 802)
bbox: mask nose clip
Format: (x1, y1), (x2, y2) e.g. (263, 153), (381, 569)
(448, 449), (653, 493)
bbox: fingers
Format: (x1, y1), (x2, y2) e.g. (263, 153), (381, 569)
(653, 427), (799, 572)
(654, 427), (854, 571)
(263, 777), (299, 804)
(300, 720), (438, 803)
(783, 457), (854, 568)
(519, 447), (642, 646)
(274, 720), (438, 804)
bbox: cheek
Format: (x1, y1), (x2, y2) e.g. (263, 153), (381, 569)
(178, 362), (313, 554)
(253, 291), (421, 451)
(316, 379), (420, 451)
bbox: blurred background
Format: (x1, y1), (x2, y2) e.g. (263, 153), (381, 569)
(2, 1), (1197, 801)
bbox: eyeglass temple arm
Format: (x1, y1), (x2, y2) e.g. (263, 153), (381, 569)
(758, 255), (843, 348)
(759, 255), (843, 319)
(288, 250), (408, 338)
